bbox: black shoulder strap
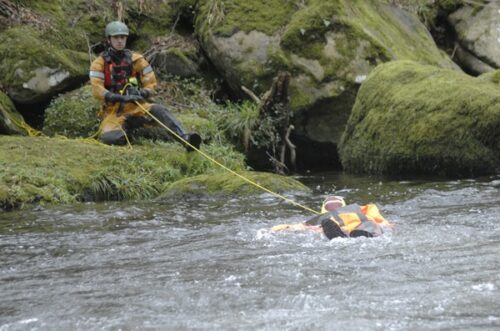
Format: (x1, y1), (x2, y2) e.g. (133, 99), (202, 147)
(101, 49), (111, 63)
(123, 49), (133, 65)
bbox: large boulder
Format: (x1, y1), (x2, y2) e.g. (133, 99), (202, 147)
(0, 90), (26, 135)
(42, 84), (100, 138)
(0, 26), (89, 105)
(339, 61), (500, 177)
(448, 2), (500, 74)
(195, 0), (456, 149)
(479, 69), (500, 85)
(195, 0), (458, 170)
(145, 34), (205, 78)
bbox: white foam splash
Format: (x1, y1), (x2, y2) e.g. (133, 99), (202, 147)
(471, 283), (496, 291)
(255, 228), (272, 240)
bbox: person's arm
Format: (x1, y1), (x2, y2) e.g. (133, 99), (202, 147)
(89, 56), (109, 102)
(133, 52), (157, 98)
(271, 223), (322, 233)
(362, 204), (391, 226)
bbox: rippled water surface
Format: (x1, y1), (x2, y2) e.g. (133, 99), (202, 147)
(1, 173), (499, 331)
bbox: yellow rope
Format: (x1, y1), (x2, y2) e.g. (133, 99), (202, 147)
(3, 92), (319, 214)
(5, 112), (42, 137)
(134, 101), (321, 215)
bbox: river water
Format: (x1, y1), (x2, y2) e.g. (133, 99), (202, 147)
(1, 172), (499, 331)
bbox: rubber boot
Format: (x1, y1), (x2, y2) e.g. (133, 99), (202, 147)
(149, 105), (202, 151)
(350, 230), (374, 238)
(182, 133), (202, 152)
(321, 219), (346, 240)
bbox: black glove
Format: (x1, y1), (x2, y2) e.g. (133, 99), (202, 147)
(139, 89), (151, 99)
(104, 92), (143, 103)
(123, 94), (144, 102)
(126, 87), (151, 99)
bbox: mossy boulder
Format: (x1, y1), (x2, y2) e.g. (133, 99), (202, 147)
(161, 171), (310, 197)
(0, 26), (89, 105)
(148, 35), (203, 78)
(448, 2), (500, 74)
(0, 90), (27, 135)
(339, 60), (500, 177)
(195, 0), (457, 148)
(0, 135), (272, 210)
(42, 84), (100, 138)
(479, 70), (500, 85)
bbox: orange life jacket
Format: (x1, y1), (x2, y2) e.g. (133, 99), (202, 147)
(307, 203), (388, 236)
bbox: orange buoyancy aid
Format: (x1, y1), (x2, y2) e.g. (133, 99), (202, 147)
(306, 203), (389, 237)
(102, 49), (136, 93)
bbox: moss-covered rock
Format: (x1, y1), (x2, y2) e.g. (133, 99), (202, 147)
(0, 90), (27, 135)
(0, 134), (282, 210)
(146, 34), (203, 78)
(479, 70), (500, 85)
(162, 171), (310, 197)
(195, 0), (457, 151)
(42, 84), (100, 138)
(0, 25), (89, 105)
(339, 60), (500, 177)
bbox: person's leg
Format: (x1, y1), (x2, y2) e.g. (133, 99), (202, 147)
(148, 104), (201, 151)
(349, 230), (374, 238)
(149, 104), (185, 135)
(321, 219), (347, 240)
(99, 112), (128, 145)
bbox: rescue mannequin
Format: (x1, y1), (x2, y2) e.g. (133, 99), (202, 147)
(271, 196), (391, 239)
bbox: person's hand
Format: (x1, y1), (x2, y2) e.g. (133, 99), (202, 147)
(125, 86), (151, 99)
(138, 89), (151, 99)
(105, 92), (143, 103)
(122, 94), (144, 103)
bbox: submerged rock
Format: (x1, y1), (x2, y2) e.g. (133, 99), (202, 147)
(339, 60), (500, 177)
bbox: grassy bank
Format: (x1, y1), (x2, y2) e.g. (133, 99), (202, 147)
(0, 135), (245, 210)
(0, 135), (310, 210)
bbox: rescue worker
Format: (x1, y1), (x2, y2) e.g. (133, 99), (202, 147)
(271, 196), (391, 239)
(89, 21), (201, 150)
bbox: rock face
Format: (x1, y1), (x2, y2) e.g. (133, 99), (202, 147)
(339, 61), (500, 177)
(448, 2), (500, 74)
(0, 91), (26, 135)
(195, 0), (457, 168)
(144, 34), (204, 78)
(0, 26), (89, 105)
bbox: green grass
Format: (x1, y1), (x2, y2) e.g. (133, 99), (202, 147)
(0, 135), (246, 210)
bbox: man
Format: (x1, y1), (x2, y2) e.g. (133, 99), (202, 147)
(89, 21), (201, 150)
(271, 196), (391, 239)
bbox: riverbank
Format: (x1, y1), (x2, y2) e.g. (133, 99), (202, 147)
(0, 136), (309, 210)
